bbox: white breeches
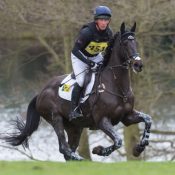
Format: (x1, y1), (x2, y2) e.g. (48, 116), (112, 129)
(71, 52), (103, 87)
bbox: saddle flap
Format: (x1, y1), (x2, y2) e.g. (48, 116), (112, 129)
(58, 73), (95, 103)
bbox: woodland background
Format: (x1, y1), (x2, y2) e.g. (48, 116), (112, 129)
(0, 0), (175, 161)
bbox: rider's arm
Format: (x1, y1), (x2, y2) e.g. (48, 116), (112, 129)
(72, 27), (92, 66)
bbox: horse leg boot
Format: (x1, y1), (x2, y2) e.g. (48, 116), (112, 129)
(92, 117), (122, 156)
(122, 110), (152, 157)
(69, 83), (83, 121)
(134, 111), (152, 157)
(51, 115), (83, 161)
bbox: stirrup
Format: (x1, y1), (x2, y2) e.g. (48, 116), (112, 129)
(69, 107), (83, 121)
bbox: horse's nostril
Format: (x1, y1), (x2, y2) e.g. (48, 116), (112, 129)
(133, 62), (143, 72)
(134, 63), (139, 67)
(134, 62), (143, 68)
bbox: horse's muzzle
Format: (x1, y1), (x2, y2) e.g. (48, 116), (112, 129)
(132, 60), (143, 72)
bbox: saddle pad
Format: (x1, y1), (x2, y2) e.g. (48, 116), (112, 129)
(58, 73), (95, 103)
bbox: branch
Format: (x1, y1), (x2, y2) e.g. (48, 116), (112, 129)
(150, 139), (175, 148)
(0, 144), (39, 161)
(139, 32), (175, 37)
(37, 36), (65, 69)
(151, 129), (175, 135)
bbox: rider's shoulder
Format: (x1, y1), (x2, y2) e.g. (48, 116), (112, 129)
(80, 27), (92, 35)
(80, 22), (94, 36)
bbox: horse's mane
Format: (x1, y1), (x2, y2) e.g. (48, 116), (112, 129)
(103, 32), (120, 66)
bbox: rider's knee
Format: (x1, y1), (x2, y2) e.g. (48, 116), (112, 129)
(76, 77), (84, 87)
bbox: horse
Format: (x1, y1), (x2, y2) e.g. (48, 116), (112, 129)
(3, 22), (152, 161)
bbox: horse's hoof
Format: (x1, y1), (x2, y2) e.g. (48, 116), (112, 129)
(92, 145), (104, 155)
(133, 144), (145, 157)
(64, 152), (84, 161)
(70, 152), (84, 161)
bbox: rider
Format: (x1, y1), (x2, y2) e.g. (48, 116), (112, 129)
(69, 6), (113, 121)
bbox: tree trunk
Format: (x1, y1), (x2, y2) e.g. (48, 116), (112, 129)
(78, 129), (91, 160)
(60, 19), (72, 74)
(63, 34), (71, 73)
(124, 125), (142, 160)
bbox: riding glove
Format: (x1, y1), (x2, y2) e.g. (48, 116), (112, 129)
(88, 61), (98, 71)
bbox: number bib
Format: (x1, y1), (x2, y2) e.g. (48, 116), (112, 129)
(85, 41), (108, 55)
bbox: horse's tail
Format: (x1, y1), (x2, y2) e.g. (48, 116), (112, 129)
(4, 96), (40, 148)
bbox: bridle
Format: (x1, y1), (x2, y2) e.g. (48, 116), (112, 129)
(108, 32), (139, 72)
(98, 32), (141, 102)
(109, 52), (140, 79)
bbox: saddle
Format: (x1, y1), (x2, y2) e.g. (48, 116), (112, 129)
(58, 71), (96, 103)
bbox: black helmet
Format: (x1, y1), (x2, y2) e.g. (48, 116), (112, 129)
(94, 6), (112, 20)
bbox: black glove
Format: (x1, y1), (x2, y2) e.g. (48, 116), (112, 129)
(88, 61), (98, 71)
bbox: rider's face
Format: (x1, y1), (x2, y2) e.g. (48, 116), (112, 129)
(96, 19), (110, 30)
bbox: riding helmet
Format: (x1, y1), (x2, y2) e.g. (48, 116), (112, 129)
(94, 6), (112, 20)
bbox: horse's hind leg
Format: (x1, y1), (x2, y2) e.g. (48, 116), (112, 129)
(64, 126), (84, 160)
(51, 114), (83, 161)
(122, 110), (152, 157)
(93, 117), (122, 156)
(65, 126), (83, 152)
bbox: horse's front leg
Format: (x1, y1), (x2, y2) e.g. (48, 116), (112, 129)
(51, 115), (83, 161)
(92, 117), (122, 156)
(122, 110), (152, 157)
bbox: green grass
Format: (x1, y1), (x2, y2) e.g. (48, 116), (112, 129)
(0, 161), (175, 175)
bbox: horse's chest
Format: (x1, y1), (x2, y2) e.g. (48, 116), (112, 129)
(113, 102), (133, 117)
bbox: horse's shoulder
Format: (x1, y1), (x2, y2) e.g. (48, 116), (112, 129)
(42, 74), (67, 91)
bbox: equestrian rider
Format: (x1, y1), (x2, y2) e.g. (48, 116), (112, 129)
(69, 6), (113, 121)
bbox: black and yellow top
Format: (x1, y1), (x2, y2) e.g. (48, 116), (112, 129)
(72, 22), (113, 65)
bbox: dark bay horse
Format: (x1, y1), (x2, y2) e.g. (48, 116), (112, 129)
(3, 22), (152, 161)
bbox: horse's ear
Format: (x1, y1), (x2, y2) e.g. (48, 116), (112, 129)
(120, 22), (125, 35)
(131, 22), (136, 32)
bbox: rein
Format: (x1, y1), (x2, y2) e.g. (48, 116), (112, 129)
(95, 32), (136, 102)
(108, 60), (130, 79)
(80, 31), (140, 104)
(95, 32), (139, 102)
(98, 60), (132, 103)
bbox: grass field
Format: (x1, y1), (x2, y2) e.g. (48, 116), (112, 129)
(0, 161), (174, 175)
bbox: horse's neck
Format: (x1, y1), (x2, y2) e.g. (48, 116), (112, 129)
(108, 39), (123, 66)
(105, 41), (131, 93)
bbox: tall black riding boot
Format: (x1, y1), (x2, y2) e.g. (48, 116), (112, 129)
(69, 83), (83, 121)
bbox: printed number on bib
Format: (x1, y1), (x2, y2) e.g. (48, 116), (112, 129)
(85, 41), (108, 55)
(62, 84), (71, 92)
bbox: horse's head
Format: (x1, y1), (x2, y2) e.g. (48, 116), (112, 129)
(120, 22), (143, 72)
